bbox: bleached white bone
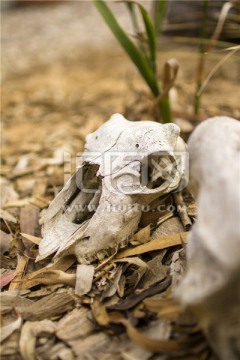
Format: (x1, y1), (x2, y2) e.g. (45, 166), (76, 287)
(37, 114), (187, 264)
(176, 116), (240, 360)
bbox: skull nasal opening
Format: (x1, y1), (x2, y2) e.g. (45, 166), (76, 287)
(140, 152), (176, 189)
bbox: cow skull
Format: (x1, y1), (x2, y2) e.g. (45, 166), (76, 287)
(37, 114), (187, 264)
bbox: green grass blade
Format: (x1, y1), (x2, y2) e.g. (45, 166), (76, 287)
(125, 2), (140, 34)
(131, 1), (157, 72)
(93, 0), (159, 96)
(152, 0), (167, 36)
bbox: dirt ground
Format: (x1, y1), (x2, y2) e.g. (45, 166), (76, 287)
(1, 2), (240, 360)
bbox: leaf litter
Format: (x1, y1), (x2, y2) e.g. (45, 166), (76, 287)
(0, 163), (213, 359)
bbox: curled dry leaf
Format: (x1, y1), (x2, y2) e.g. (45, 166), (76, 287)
(113, 257), (149, 268)
(91, 297), (111, 326)
(121, 319), (199, 354)
(22, 255), (76, 289)
(23, 269), (76, 288)
(19, 319), (56, 360)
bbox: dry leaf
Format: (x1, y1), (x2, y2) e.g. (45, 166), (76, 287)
(9, 255), (29, 290)
(113, 257), (149, 268)
(0, 209), (17, 224)
(137, 254), (166, 289)
(130, 225), (151, 245)
(91, 297), (110, 326)
(20, 233), (41, 245)
(116, 232), (187, 259)
(122, 319), (197, 354)
(75, 264), (95, 296)
(101, 266), (122, 300)
(22, 255), (76, 289)
(3, 198), (33, 209)
(22, 269), (76, 287)
(19, 319), (56, 360)
(0, 271), (16, 287)
(108, 277), (171, 311)
(0, 315), (22, 343)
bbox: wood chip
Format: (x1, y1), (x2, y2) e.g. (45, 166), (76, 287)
(75, 264), (95, 297)
(0, 292), (33, 313)
(0, 230), (12, 255)
(56, 308), (94, 342)
(0, 315), (22, 343)
(22, 292), (75, 321)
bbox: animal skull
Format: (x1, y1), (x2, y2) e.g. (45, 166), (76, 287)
(37, 114), (187, 264)
(176, 117), (240, 360)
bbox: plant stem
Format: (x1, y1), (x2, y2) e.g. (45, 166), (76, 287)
(194, 0), (209, 115)
(159, 97), (172, 123)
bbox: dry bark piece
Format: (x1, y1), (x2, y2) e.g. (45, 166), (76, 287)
(176, 117), (240, 360)
(75, 264), (95, 296)
(20, 205), (40, 255)
(56, 308), (95, 342)
(22, 292), (75, 321)
(38, 114), (187, 264)
(0, 292), (33, 313)
(70, 332), (109, 359)
(0, 230), (12, 255)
